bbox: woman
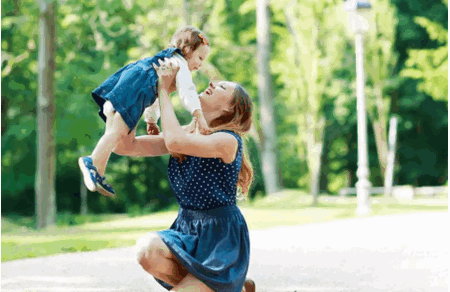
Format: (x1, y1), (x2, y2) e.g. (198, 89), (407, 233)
(112, 58), (256, 292)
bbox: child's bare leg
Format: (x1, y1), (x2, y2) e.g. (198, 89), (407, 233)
(91, 111), (129, 176)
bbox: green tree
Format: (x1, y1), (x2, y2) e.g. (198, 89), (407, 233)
(400, 0), (448, 102)
(273, 0), (348, 203)
(364, 0), (400, 181)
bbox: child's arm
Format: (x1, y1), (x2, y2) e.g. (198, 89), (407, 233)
(172, 55), (209, 133)
(143, 99), (160, 135)
(173, 56), (201, 113)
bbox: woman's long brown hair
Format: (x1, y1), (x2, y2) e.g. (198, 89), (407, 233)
(172, 84), (254, 198)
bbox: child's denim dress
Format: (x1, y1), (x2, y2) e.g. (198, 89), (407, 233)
(91, 47), (183, 131)
(155, 130), (251, 292)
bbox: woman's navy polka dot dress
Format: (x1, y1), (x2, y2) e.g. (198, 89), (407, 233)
(155, 130), (250, 292)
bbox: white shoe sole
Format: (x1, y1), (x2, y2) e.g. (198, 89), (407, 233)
(97, 183), (115, 197)
(78, 157), (97, 192)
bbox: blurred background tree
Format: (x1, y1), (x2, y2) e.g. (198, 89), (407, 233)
(273, 0), (350, 205)
(1, 0), (447, 218)
(400, 0), (448, 102)
(363, 0), (399, 182)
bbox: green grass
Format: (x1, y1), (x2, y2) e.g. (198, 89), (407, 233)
(237, 189), (447, 229)
(1, 209), (179, 262)
(2, 189), (447, 262)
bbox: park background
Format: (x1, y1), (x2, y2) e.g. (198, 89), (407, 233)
(1, 0), (448, 260)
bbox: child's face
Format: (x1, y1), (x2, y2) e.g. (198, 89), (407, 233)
(186, 44), (210, 71)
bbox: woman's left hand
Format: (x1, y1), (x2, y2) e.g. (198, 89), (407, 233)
(153, 58), (179, 92)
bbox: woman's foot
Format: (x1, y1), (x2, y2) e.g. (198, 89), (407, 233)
(242, 278), (255, 292)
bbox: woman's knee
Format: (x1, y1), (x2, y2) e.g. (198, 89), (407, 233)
(134, 233), (172, 268)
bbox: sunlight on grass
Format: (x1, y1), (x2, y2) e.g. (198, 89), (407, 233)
(77, 210), (178, 231)
(237, 189), (447, 229)
(1, 217), (33, 233)
(2, 189), (447, 262)
(1, 240), (117, 262)
(1, 226), (164, 262)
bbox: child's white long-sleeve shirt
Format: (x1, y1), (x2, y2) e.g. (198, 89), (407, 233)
(144, 53), (201, 123)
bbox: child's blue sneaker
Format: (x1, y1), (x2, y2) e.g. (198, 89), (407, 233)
(78, 156), (115, 197)
(96, 175), (115, 197)
(78, 156), (98, 192)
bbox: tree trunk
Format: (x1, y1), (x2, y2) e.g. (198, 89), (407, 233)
(35, 0), (57, 229)
(319, 128), (330, 193)
(305, 114), (325, 206)
(310, 152), (322, 206)
(372, 85), (389, 179)
(256, 0), (280, 195)
(80, 173), (88, 215)
(384, 116), (398, 197)
(182, 0), (190, 26)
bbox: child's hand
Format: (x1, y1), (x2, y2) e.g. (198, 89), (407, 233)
(184, 118), (197, 133)
(196, 115), (210, 135)
(147, 122), (160, 135)
(153, 58), (180, 92)
(193, 110), (210, 135)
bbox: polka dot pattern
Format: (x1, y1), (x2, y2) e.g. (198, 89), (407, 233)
(168, 130), (243, 210)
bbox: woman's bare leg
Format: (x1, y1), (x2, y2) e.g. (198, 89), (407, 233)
(170, 273), (214, 292)
(135, 233), (188, 287)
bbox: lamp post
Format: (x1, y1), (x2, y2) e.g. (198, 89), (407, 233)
(344, 0), (372, 216)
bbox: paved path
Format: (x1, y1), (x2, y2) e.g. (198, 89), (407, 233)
(2, 211), (448, 292)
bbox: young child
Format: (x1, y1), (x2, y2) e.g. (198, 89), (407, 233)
(79, 26), (210, 197)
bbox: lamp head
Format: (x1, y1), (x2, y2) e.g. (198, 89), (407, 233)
(343, 0), (372, 12)
(343, 0), (372, 33)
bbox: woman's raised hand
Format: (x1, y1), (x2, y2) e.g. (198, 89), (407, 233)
(153, 58), (179, 92)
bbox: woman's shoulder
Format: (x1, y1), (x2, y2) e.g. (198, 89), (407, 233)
(214, 129), (241, 137)
(208, 130), (242, 164)
(211, 130), (242, 148)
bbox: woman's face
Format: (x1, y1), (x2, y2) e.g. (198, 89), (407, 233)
(199, 81), (237, 113)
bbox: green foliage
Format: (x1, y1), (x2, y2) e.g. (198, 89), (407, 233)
(1, 0), (447, 218)
(401, 13), (448, 101)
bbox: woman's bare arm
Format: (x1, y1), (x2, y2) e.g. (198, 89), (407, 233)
(113, 131), (169, 157)
(154, 61), (238, 163)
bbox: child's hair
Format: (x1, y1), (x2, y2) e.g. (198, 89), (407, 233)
(169, 26), (210, 58)
(172, 84), (254, 199)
